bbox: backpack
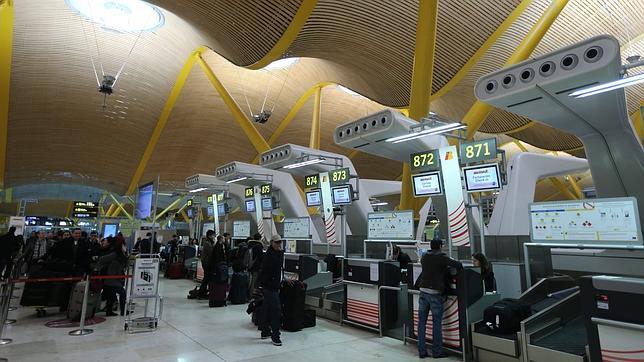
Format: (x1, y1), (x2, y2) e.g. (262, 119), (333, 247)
(483, 298), (532, 334)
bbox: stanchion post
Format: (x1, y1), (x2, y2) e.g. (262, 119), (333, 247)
(0, 280), (13, 345)
(69, 275), (93, 336)
(4, 262), (18, 325)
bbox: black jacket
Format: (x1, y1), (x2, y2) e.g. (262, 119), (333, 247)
(42, 237), (92, 275)
(248, 240), (264, 273)
(417, 250), (463, 293)
(482, 269), (496, 293)
(397, 252), (412, 270)
(258, 246), (284, 291)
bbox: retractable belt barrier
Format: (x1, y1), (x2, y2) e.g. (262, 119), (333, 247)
(10, 275), (133, 283)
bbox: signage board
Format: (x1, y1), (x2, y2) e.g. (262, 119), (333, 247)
(260, 184), (272, 195)
(283, 217), (311, 239)
(186, 199), (193, 207)
(233, 220), (251, 239)
(463, 163), (502, 192)
(305, 174), (319, 189)
(332, 185), (352, 205)
(412, 171), (443, 197)
(72, 201), (99, 218)
(459, 138), (497, 164)
(410, 149), (440, 173)
(529, 197), (642, 245)
(306, 189), (322, 207)
(132, 257), (160, 298)
(367, 211), (414, 240)
(330, 167), (350, 186)
(245, 187), (254, 198)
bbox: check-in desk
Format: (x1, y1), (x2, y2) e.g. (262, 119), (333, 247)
(407, 264), (500, 360)
(342, 258), (400, 335)
(580, 275), (644, 362)
(283, 253), (332, 291)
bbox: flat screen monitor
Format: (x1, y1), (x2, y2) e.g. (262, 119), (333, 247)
(187, 208), (193, 219)
(207, 205), (214, 217)
(463, 163), (501, 192)
(245, 200), (256, 213)
(217, 203), (226, 215)
(102, 223), (118, 238)
(135, 182), (154, 219)
(261, 198), (273, 211)
(306, 189), (322, 207)
(332, 185), (352, 205)
(412, 171), (443, 197)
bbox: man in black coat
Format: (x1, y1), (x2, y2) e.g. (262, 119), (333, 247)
(257, 234), (284, 346)
(0, 226), (21, 278)
(415, 239), (463, 359)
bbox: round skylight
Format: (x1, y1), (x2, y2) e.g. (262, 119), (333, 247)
(66, 0), (165, 32)
(263, 57), (299, 70)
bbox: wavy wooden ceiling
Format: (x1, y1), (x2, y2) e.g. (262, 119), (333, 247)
(5, 0), (644, 199)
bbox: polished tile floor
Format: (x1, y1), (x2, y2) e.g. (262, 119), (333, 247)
(0, 279), (459, 361)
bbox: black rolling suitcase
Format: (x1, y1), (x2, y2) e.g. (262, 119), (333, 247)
(209, 263), (229, 308)
(483, 298), (531, 334)
(303, 309), (316, 328)
(280, 281), (306, 331)
(229, 272), (249, 304)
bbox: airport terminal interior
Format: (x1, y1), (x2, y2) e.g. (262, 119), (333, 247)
(0, 0), (643, 361)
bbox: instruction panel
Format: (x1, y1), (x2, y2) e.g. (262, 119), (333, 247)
(132, 258), (159, 298)
(283, 217), (310, 239)
(233, 220), (251, 239)
(368, 211), (414, 240)
(529, 197), (642, 245)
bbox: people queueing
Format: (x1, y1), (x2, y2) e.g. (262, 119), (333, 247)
(134, 232), (160, 255)
(392, 245), (412, 270)
(257, 234), (284, 346)
(24, 229), (53, 272)
(87, 231), (101, 257)
(189, 230), (215, 299)
(472, 253), (496, 293)
(415, 238), (463, 359)
(40, 228), (92, 276)
(167, 234), (179, 263)
(247, 233), (265, 296)
(96, 237), (128, 316)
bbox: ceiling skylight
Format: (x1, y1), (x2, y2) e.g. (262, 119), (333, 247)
(66, 0), (165, 32)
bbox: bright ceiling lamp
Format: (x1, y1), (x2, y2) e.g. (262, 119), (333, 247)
(263, 57), (299, 70)
(283, 158), (325, 169)
(226, 176), (248, 184)
(386, 122), (466, 144)
(188, 187), (208, 193)
(370, 202), (388, 206)
(570, 54), (644, 98)
(66, 0), (165, 32)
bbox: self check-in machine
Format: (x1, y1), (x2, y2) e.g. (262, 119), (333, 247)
(580, 275), (644, 362)
(342, 259), (400, 335)
(407, 263), (500, 359)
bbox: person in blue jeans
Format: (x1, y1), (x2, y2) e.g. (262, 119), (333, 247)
(415, 238), (463, 359)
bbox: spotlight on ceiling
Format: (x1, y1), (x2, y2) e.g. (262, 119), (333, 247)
(253, 110), (272, 124)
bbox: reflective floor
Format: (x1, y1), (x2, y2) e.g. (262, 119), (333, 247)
(0, 279), (458, 361)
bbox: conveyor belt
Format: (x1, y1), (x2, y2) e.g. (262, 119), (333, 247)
(474, 321), (519, 341)
(531, 316), (587, 356)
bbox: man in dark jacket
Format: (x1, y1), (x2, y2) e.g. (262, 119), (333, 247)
(0, 227), (21, 278)
(42, 228), (92, 275)
(190, 230), (215, 299)
(416, 239), (463, 359)
(247, 233), (264, 295)
(257, 234), (284, 346)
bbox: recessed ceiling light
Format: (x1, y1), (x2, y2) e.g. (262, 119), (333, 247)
(66, 0), (165, 32)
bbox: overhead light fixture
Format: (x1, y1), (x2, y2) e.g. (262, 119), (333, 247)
(282, 158), (326, 169)
(188, 187), (208, 193)
(386, 123), (466, 144)
(371, 202), (389, 206)
(569, 72), (644, 98)
(226, 176), (248, 184)
(66, 0), (165, 32)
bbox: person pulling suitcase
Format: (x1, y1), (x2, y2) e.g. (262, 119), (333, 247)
(257, 235), (284, 346)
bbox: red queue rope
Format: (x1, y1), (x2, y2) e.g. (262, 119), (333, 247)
(10, 275), (132, 283)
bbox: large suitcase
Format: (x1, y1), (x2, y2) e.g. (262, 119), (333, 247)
(20, 269), (73, 309)
(229, 272), (249, 304)
(209, 282), (228, 308)
(280, 281), (306, 331)
(483, 298), (531, 334)
(165, 263), (183, 279)
(67, 281), (100, 321)
(303, 309), (316, 328)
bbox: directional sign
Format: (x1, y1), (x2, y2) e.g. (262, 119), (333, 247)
(459, 138), (497, 164)
(410, 150), (440, 173)
(72, 201), (99, 218)
(186, 199), (193, 207)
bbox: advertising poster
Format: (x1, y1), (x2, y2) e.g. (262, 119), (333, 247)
(438, 145), (470, 247)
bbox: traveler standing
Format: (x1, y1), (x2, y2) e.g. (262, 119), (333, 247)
(190, 230), (215, 299)
(472, 253), (496, 293)
(415, 239), (463, 359)
(257, 234), (284, 346)
(0, 227), (21, 278)
(96, 237), (127, 316)
(247, 233), (264, 295)
(24, 230), (53, 272)
(391, 245), (412, 270)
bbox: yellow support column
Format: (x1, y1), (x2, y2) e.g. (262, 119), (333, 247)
(105, 204), (116, 217)
(126, 49), (202, 195)
(195, 53), (271, 154)
(309, 86), (322, 149)
(400, 0), (439, 212)
(109, 194), (132, 220)
(567, 176), (583, 199)
(463, 0), (569, 140)
(548, 177), (578, 200)
(65, 201), (73, 218)
(0, 0), (14, 189)
(180, 209), (190, 223)
(154, 196), (185, 221)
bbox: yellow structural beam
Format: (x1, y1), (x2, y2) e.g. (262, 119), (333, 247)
(567, 176), (583, 199)
(631, 101), (643, 141)
(309, 85), (322, 149)
(154, 195), (185, 221)
(429, 0), (533, 101)
(0, 0), (13, 189)
(65, 201), (73, 218)
(104, 204), (116, 217)
(463, 0), (569, 140)
(244, 0), (317, 70)
(347, 150), (360, 160)
(125, 48), (202, 195)
(196, 53), (271, 154)
(513, 140), (529, 152)
(400, 0), (439, 212)
(179, 209), (190, 223)
(548, 177), (578, 200)
(109, 194), (132, 220)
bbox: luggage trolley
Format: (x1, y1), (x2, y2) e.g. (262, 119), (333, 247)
(125, 254), (163, 333)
